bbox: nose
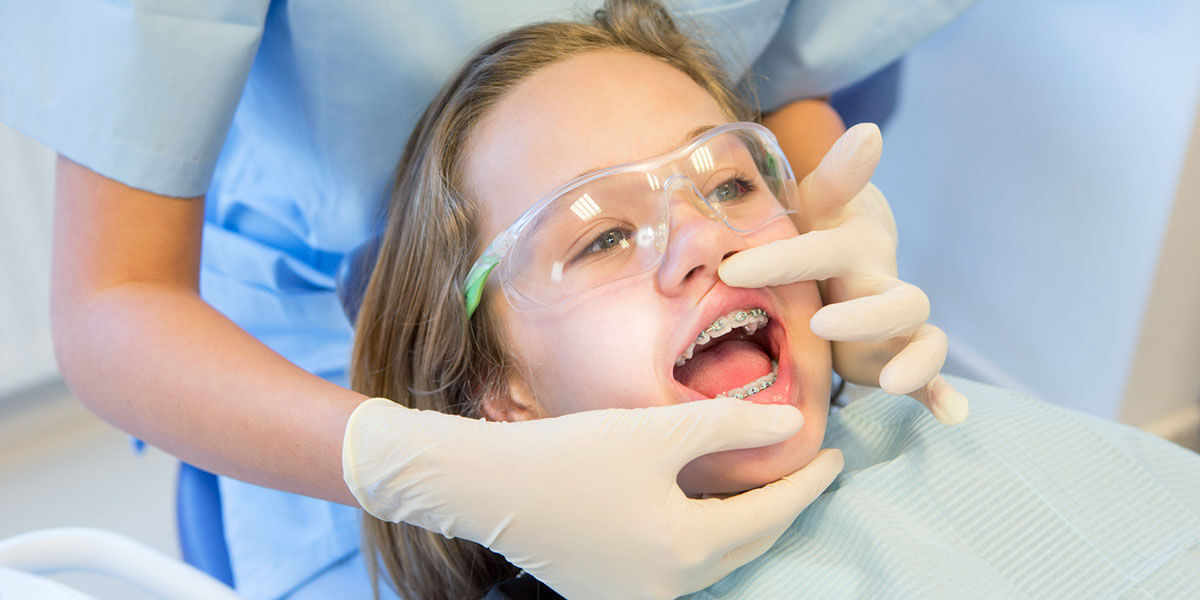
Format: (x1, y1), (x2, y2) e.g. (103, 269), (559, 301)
(656, 178), (748, 297)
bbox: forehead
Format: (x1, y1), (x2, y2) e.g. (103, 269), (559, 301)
(464, 49), (733, 238)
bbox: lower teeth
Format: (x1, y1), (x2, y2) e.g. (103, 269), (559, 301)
(715, 361), (779, 400)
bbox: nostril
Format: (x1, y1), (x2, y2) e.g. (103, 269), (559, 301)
(681, 251), (736, 282)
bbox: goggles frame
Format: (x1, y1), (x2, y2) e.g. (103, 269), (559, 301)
(463, 121), (796, 317)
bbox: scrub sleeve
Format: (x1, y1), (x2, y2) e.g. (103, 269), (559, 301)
(0, 1), (974, 597)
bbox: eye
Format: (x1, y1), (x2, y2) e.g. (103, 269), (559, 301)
(573, 227), (633, 262)
(709, 175), (757, 205)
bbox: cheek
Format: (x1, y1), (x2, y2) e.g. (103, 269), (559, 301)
(503, 293), (667, 416)
(776, 280), (823, 329)
(787, 280), (825, 324)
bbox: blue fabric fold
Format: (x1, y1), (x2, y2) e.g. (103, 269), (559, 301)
(687, 376), (1200, 599)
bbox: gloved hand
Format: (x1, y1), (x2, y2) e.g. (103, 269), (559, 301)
(344, 397), (843, 600)
(720, 123), (968, 425)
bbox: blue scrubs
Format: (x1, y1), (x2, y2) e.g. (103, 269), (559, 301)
(0, 1), (974, 597)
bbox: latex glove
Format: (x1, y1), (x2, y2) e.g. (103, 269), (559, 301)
(344, 397), (843, 600)
(720, 123), (968, 425)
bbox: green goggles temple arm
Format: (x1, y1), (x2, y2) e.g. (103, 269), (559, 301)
(463, 257), (500, 318)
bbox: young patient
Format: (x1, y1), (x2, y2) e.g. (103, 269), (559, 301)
(351, 1), (1200, 599)
(350, 2), (834, 596)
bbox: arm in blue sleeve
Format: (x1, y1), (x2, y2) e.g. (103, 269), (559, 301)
(0, 0), (271, 197)
(750, 0), (978, 112)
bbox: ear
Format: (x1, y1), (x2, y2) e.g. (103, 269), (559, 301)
(480, 371), (542, 422)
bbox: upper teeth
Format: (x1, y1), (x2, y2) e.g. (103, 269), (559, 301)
(675, 308), (768, 367)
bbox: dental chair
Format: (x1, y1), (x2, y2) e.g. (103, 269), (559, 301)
(173, 59), (902, 585)
(0, 528), (242, 599)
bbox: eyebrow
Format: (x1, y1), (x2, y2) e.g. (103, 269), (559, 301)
(683, 124), (719, 143)
(565, 124), (719, 182)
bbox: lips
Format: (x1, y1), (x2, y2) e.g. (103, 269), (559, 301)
(667, 288), (792, 405)
(673, 310), (774, 398)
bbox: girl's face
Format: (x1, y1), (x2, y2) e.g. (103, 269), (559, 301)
(464, 50), (831, 495)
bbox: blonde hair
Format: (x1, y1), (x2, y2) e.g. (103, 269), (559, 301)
(350, 1), (753, 598)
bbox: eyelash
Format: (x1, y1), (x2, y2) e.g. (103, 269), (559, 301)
(567, 169), (761, 264)
(573, 226), (634, 263)
(710, 172), (758, 202)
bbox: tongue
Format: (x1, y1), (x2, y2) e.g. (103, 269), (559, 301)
(674, 339), (772, 398)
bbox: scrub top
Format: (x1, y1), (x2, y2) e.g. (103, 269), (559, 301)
(0, 1), (975, 597)
(685, 377), (1200, 599)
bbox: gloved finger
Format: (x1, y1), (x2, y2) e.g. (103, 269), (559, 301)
(705, 448), (844, 558)
(654, 398), (805, 469)
(909, 374), (969, 425)
(795, 123), (881, 227)
(719, 227), (856, 288)
(715, 534), (777, 579)
(854, 182), (899, 241)
(809, 281), (930, 342)
(878, 324), (948, 395)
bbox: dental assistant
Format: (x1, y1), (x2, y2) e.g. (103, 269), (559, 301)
(0, 1), (974, 598)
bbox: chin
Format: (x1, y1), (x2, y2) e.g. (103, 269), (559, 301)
(676, 408), (828, 496)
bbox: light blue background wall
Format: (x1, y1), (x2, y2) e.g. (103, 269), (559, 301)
(874, 0), (1200, 417)
(0, 124), (55, 399)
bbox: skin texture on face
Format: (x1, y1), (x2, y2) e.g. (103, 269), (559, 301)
(464, 50), (832, 495)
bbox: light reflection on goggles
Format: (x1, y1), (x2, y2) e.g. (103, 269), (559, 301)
(464, 122), (797, 316)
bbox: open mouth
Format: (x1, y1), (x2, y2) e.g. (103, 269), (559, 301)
(673, 307), (781, 400)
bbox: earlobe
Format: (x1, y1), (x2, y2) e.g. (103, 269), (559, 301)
(480, 372), (541, 422)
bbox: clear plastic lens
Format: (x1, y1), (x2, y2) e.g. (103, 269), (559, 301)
(499, 124), (794, 307)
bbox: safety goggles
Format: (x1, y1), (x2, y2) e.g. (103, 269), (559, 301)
(464, 121), (797, 316)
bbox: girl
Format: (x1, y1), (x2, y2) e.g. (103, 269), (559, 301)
(351, 1), (1200, 598)
(351, 3), (841, 597)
